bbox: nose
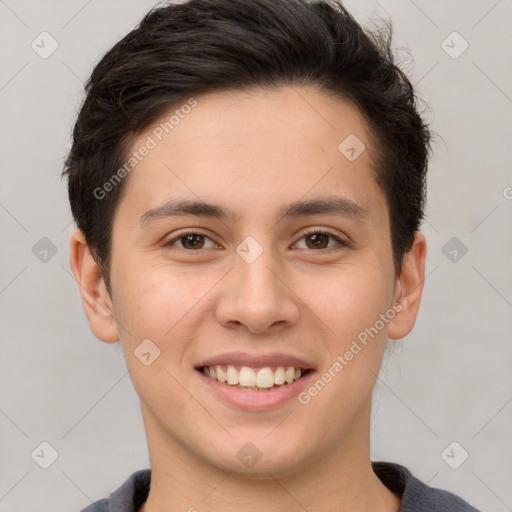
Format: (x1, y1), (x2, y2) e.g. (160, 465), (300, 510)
(215, 243), (301, 334)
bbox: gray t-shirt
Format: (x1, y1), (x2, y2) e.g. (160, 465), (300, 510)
(79, 462), (481, 511)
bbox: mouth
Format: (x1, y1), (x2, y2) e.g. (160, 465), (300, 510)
(194, 352), (316, 409)
(194, 353), (316, 410)
(197, 364), (312, 391)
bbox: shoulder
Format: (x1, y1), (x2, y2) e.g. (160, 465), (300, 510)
(78, 464), (482, 512)
(79, 498), (108, 512)
(77, 469), (151, 512)
(372, 461), (481, 512)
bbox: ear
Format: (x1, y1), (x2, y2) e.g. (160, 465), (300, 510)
(387, 231), (427, 339)
(69, 229), (120, 343)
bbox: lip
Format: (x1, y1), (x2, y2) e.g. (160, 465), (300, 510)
(195, 352), (315, 371)
(197, 369), (315, 411)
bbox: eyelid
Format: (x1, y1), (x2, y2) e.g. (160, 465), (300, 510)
(164, 229), (218, 249)
(164, 227), (350, 251)
(292, 227), (350, 250)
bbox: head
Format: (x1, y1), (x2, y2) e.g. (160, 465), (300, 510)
(65, 0), (430, 479)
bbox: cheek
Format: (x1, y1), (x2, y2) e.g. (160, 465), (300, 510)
(307, 263), (394, 349)
(112, 266), (183, 345)
(300, 267), (394, 430)
(112, 262), (219, 351)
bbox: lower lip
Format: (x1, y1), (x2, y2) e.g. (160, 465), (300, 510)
(197, 370), (315, 411)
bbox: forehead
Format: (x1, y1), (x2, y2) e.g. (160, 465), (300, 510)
(152, 86), (373, 154)
(116, 85), (386, 225)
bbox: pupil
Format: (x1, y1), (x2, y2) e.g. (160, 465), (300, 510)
(183, 234), (203, 249)
(307, 233), (327, 249)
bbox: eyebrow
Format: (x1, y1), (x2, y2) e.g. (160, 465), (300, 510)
(138, 196), (368, 227)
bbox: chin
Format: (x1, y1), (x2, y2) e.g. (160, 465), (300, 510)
(203, 434), (310, 478)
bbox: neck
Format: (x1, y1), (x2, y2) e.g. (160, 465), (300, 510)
(138, 404), (401, 512)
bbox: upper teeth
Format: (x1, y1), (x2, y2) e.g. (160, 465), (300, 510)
(203, 365), (304, 388)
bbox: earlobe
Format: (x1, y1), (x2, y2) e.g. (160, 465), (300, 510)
(69, 228), (120, 343)
(387, 231), (427, 340)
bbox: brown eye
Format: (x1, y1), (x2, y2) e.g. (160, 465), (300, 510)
(304, 232), (329, 249)
(181, 234), (205, 249)
(164, 232), (216, 250)
(294, 230), (347, 251)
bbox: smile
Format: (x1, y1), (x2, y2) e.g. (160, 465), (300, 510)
(200, 365), (309, 391)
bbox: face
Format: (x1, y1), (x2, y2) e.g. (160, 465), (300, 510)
(73, 85), (425, 479)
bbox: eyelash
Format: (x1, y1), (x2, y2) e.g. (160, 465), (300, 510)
(164, 228), (349, 252)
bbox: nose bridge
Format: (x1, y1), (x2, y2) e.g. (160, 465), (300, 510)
(235, 235), (283, 304)
(215, 235), (300, 332)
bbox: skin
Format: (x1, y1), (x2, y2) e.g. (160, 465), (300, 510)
(70, 86), (426, 512)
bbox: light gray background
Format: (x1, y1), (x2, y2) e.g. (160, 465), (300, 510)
(1, 0), (511, 511)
